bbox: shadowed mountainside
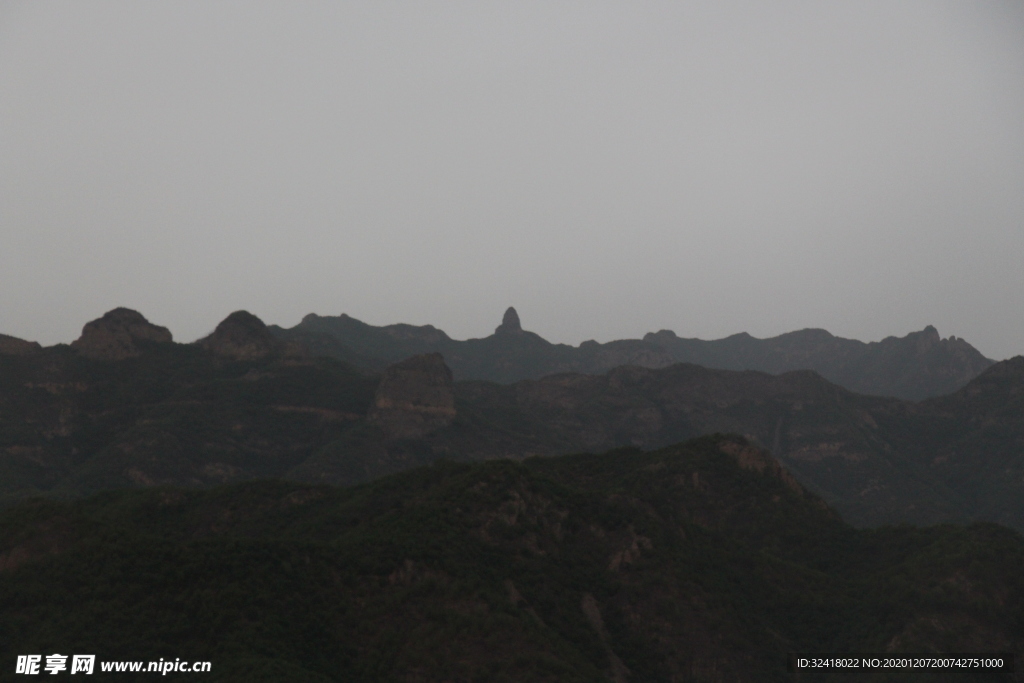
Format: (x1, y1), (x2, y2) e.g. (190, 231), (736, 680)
(1, 435), (1020, 682)
(0, 309), (376, 500)
(271, 308), (993, 400)
(441, 357), (1024, 529)
(1, 308), (1022, 532)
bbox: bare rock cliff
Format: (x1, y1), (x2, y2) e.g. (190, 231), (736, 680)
(494, 307), (523, 336)
(71, 308), (172, 360)
(369, 353), (456, 439)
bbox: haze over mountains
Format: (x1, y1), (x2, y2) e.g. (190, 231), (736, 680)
(271, 307), (994, 401)
(5, 3), (1022, 677)
(2, 307), (1023, 679)
(1, 307), (1021, 533)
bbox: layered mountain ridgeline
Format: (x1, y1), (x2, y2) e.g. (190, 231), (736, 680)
(2, 436), (1021, 682)
(0, 308), (377, 500)
(646, 325), (995, 401)
(270, 308), (994, 400)
(2, 308), (1023, 532)
(443, 357), (1024, 530)
(869, 356), (1024, 532)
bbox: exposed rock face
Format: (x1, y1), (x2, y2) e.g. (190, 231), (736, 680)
(494, 307), (523, 335)
(196, 311), (279, 360)
(369, 353), (456, 439)
(0, 334), (42, 356)
(717, 438), (803, 496)
(71, 308), (173, 360)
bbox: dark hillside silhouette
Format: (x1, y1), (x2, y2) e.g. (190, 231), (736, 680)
(272, 308), (993, 400)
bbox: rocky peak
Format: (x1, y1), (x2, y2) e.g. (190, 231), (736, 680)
(71, 308), (172, 360)
(910, 325), (941, 351)
(196, 311), (278, 360)
(495, 307), (523, 336)
(369, 353), (456, 439)
(643, 330), (679, 346)
(0, 333), (42, 356)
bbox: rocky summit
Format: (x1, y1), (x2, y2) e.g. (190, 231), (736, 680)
(70, 308), (173, 360)
(494, 306), (523, 335)
(195, 310), (282, 360)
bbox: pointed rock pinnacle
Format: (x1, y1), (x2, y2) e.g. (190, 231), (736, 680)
(495, 306), (522, 335)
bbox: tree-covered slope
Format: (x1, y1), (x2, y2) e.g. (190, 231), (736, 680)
(1, 436), (1020, 682)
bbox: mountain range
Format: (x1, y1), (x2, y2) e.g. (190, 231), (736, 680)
(2, 307), (1022, 680)
(1, 308), (1022, 533)
(270, 307), (994, 400)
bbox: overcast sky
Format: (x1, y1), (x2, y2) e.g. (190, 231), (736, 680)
(2, 1), (1022, 359)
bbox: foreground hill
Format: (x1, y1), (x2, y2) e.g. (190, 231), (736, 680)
(2, 308), (1022, 532)
(272, 307), (993, 399)
(1, 435), (1020, 682)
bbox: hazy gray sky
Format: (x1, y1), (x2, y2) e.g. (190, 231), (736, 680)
(2, 1), (1022, 359)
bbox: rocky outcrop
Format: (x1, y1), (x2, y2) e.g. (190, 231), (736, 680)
(71, 308), (172, 360)
(494, 307), (523, 336)
(717, 438), (804, 496)
(0, 334), (42, 356)
(196, 311), (280, 361)
(368, 353), (456, 439)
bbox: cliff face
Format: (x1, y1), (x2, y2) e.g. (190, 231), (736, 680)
(494, 306), (523, 335)
(276, 310), (993, 399)
(369, 353), (456, 439)
(70, 308), (172, 360)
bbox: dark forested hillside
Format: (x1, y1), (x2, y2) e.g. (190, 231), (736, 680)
(1, 436), (1020, 682)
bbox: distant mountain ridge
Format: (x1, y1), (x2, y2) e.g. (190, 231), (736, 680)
(271, 308), (994, 400)
(2, 308), (1022, 532)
